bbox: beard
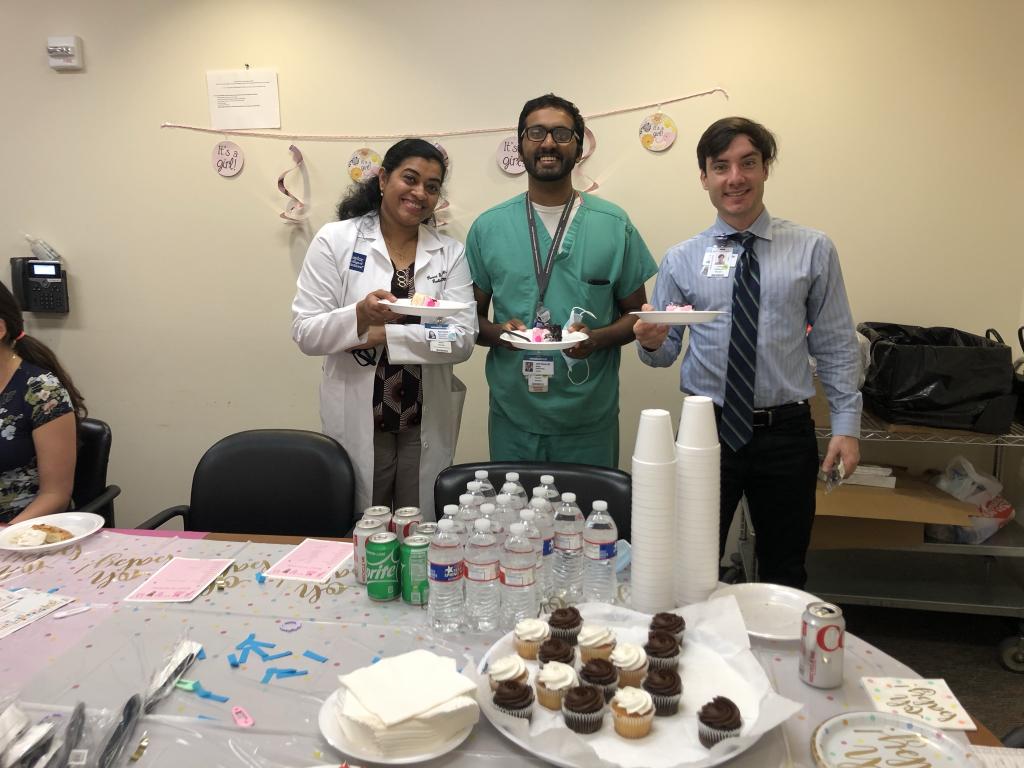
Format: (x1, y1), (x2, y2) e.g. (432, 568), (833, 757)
(524, 151), (575, 182)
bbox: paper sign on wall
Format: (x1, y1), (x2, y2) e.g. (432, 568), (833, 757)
(207, 69), (281, 130)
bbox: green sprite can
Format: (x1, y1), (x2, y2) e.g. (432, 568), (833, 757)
(365, 532), (400, 601)
(401, 534), (430, 605)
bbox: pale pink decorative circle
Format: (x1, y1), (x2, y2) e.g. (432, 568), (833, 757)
(212, 141), (244, 177)
(496, 135), (525, 175)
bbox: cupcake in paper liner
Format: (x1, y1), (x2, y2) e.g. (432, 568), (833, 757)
(538, 637), (577, 669)
(514, 618), (550, 660)
(610, 642), (648, 687)
(488, 654), (530, 691)
(561, 685), (606, 734)
(610, 686), (655, 739)
(644, 630), (680, 670)
(535, 660), (578, 710)
(492, 680), (534, 720)
(547, 606), (583, 644)
(579, 658), (619, 702)
(577, 624), (617, 662)
(649, 612), (686, 644)
(642, 668), (682, 716)
(697, 696), (742, 748)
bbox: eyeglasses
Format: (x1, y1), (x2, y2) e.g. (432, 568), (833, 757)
(521, 125), (578, 144)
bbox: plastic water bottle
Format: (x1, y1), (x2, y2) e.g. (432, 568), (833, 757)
(440, 504), (467, 544)
(466, 481), (487, 507)
(474, 470), (497, 500)
(538, 474), (560, 502)
(529, 495), (555, 599)
(582, 500), (618, 604)
(530, 487), (553, 515)
(428, 519), (465, 633)
(456, 494), (480, 539)
(552, 492), (585, 602)
(478, 502), (506, 545)
(464, 519), (500, 632)
(503, 473), (529, 510)
(500, 523), (538, 629)
(495, 493), (519, 533)
(518, 509), (545, 601)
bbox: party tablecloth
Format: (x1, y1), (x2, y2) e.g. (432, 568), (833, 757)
(0, 531), (982, 767)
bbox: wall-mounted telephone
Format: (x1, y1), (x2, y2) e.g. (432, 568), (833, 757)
(10, 258), (70, 314)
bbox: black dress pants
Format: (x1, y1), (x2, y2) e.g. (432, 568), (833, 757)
(717, 407), (819, 589)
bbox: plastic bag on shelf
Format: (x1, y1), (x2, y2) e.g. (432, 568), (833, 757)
(926, 456), (1015, 544)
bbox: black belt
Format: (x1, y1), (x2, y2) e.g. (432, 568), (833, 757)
(714, 401), (810, 429)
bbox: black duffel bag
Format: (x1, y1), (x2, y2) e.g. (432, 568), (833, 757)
(858, 322), (1017, 434)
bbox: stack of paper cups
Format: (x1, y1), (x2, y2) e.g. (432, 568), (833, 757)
(629, 408), (677, 613)
(674, 396), (721, 606)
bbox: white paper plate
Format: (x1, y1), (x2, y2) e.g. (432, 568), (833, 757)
(0, 512), (105, 553)
(811, 711), (979, 767)
(631, 310), (723, 325)
(318, 689), (474, 765)
(380, 298), (469, 319)
(477, 604), (764, 768)
(500, 330), (588, 351)
(708, 583), (822, 641)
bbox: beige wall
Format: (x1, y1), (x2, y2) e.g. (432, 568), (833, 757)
(1, 0), (1022, 526)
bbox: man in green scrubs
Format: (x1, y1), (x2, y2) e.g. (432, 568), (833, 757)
(467, 94), (657, 466)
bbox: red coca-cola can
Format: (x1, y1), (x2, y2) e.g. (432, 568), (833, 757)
(392, 507), (424, 542)
(799, 601), (845, 688)
(352, 517), (385, 585)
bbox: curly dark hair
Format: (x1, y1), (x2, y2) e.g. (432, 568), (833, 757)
(336, 138), (447, 221)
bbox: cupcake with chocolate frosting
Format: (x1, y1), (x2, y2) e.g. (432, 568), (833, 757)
(561, 685), (606, 734)
(649, 612), (686, 643)
(697, 696), (742, 747)
(538, 637), (576, 669)
(548, 607), (583, 644)
(492, 680), (534, 720)
(642, 668), (682, 715)
(579, 658), (618, 702)
(644, 630), (680, 670)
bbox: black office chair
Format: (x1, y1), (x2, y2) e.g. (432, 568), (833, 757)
(137, 429), (357, 537)
(73, 417), (121, 527)
(434, 462), (632, 541)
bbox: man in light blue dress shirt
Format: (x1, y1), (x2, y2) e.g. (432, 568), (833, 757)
(635, 117), (861, 588)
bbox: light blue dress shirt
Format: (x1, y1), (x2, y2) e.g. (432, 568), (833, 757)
(637, 210), (862, 438)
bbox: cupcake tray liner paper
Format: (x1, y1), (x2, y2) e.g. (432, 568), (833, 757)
(475, 599), (802, 768)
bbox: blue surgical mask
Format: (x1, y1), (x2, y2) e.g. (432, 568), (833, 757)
(562, 306), (596, 384)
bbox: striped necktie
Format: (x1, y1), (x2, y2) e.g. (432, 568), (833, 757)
(719, 232), (760, 451)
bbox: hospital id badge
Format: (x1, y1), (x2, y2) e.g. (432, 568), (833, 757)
(703, 245), (735, 278)
(425, 323), (454, 353)
(522, 354), (554, 377)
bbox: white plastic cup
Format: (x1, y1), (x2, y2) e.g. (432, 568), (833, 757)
(633, 408), (677, 463)
(676, 396), (719, 449)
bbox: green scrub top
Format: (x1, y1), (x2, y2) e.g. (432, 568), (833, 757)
(467, 192), (657, 435)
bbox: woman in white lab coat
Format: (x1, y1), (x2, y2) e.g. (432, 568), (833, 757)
(292, 139), (477, 521)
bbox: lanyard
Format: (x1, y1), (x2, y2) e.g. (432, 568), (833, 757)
(525, 191), (577, 318)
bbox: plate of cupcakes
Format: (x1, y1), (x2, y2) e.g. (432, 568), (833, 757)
(475, 601), (802, 767)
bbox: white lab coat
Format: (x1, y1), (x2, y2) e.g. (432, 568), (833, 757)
(291, 215), (478, 521)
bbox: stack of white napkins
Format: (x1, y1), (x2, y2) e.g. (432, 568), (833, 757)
(335, 649), (478, 758)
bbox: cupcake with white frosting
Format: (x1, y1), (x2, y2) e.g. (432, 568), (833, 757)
(535, 660), (578, 710)
(611, 686), (655, 739)
(514, 618), (550, 660)
(577, 625), (617, 662)
(610, 642), (649, 688)
(488, 654), (529, 691)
